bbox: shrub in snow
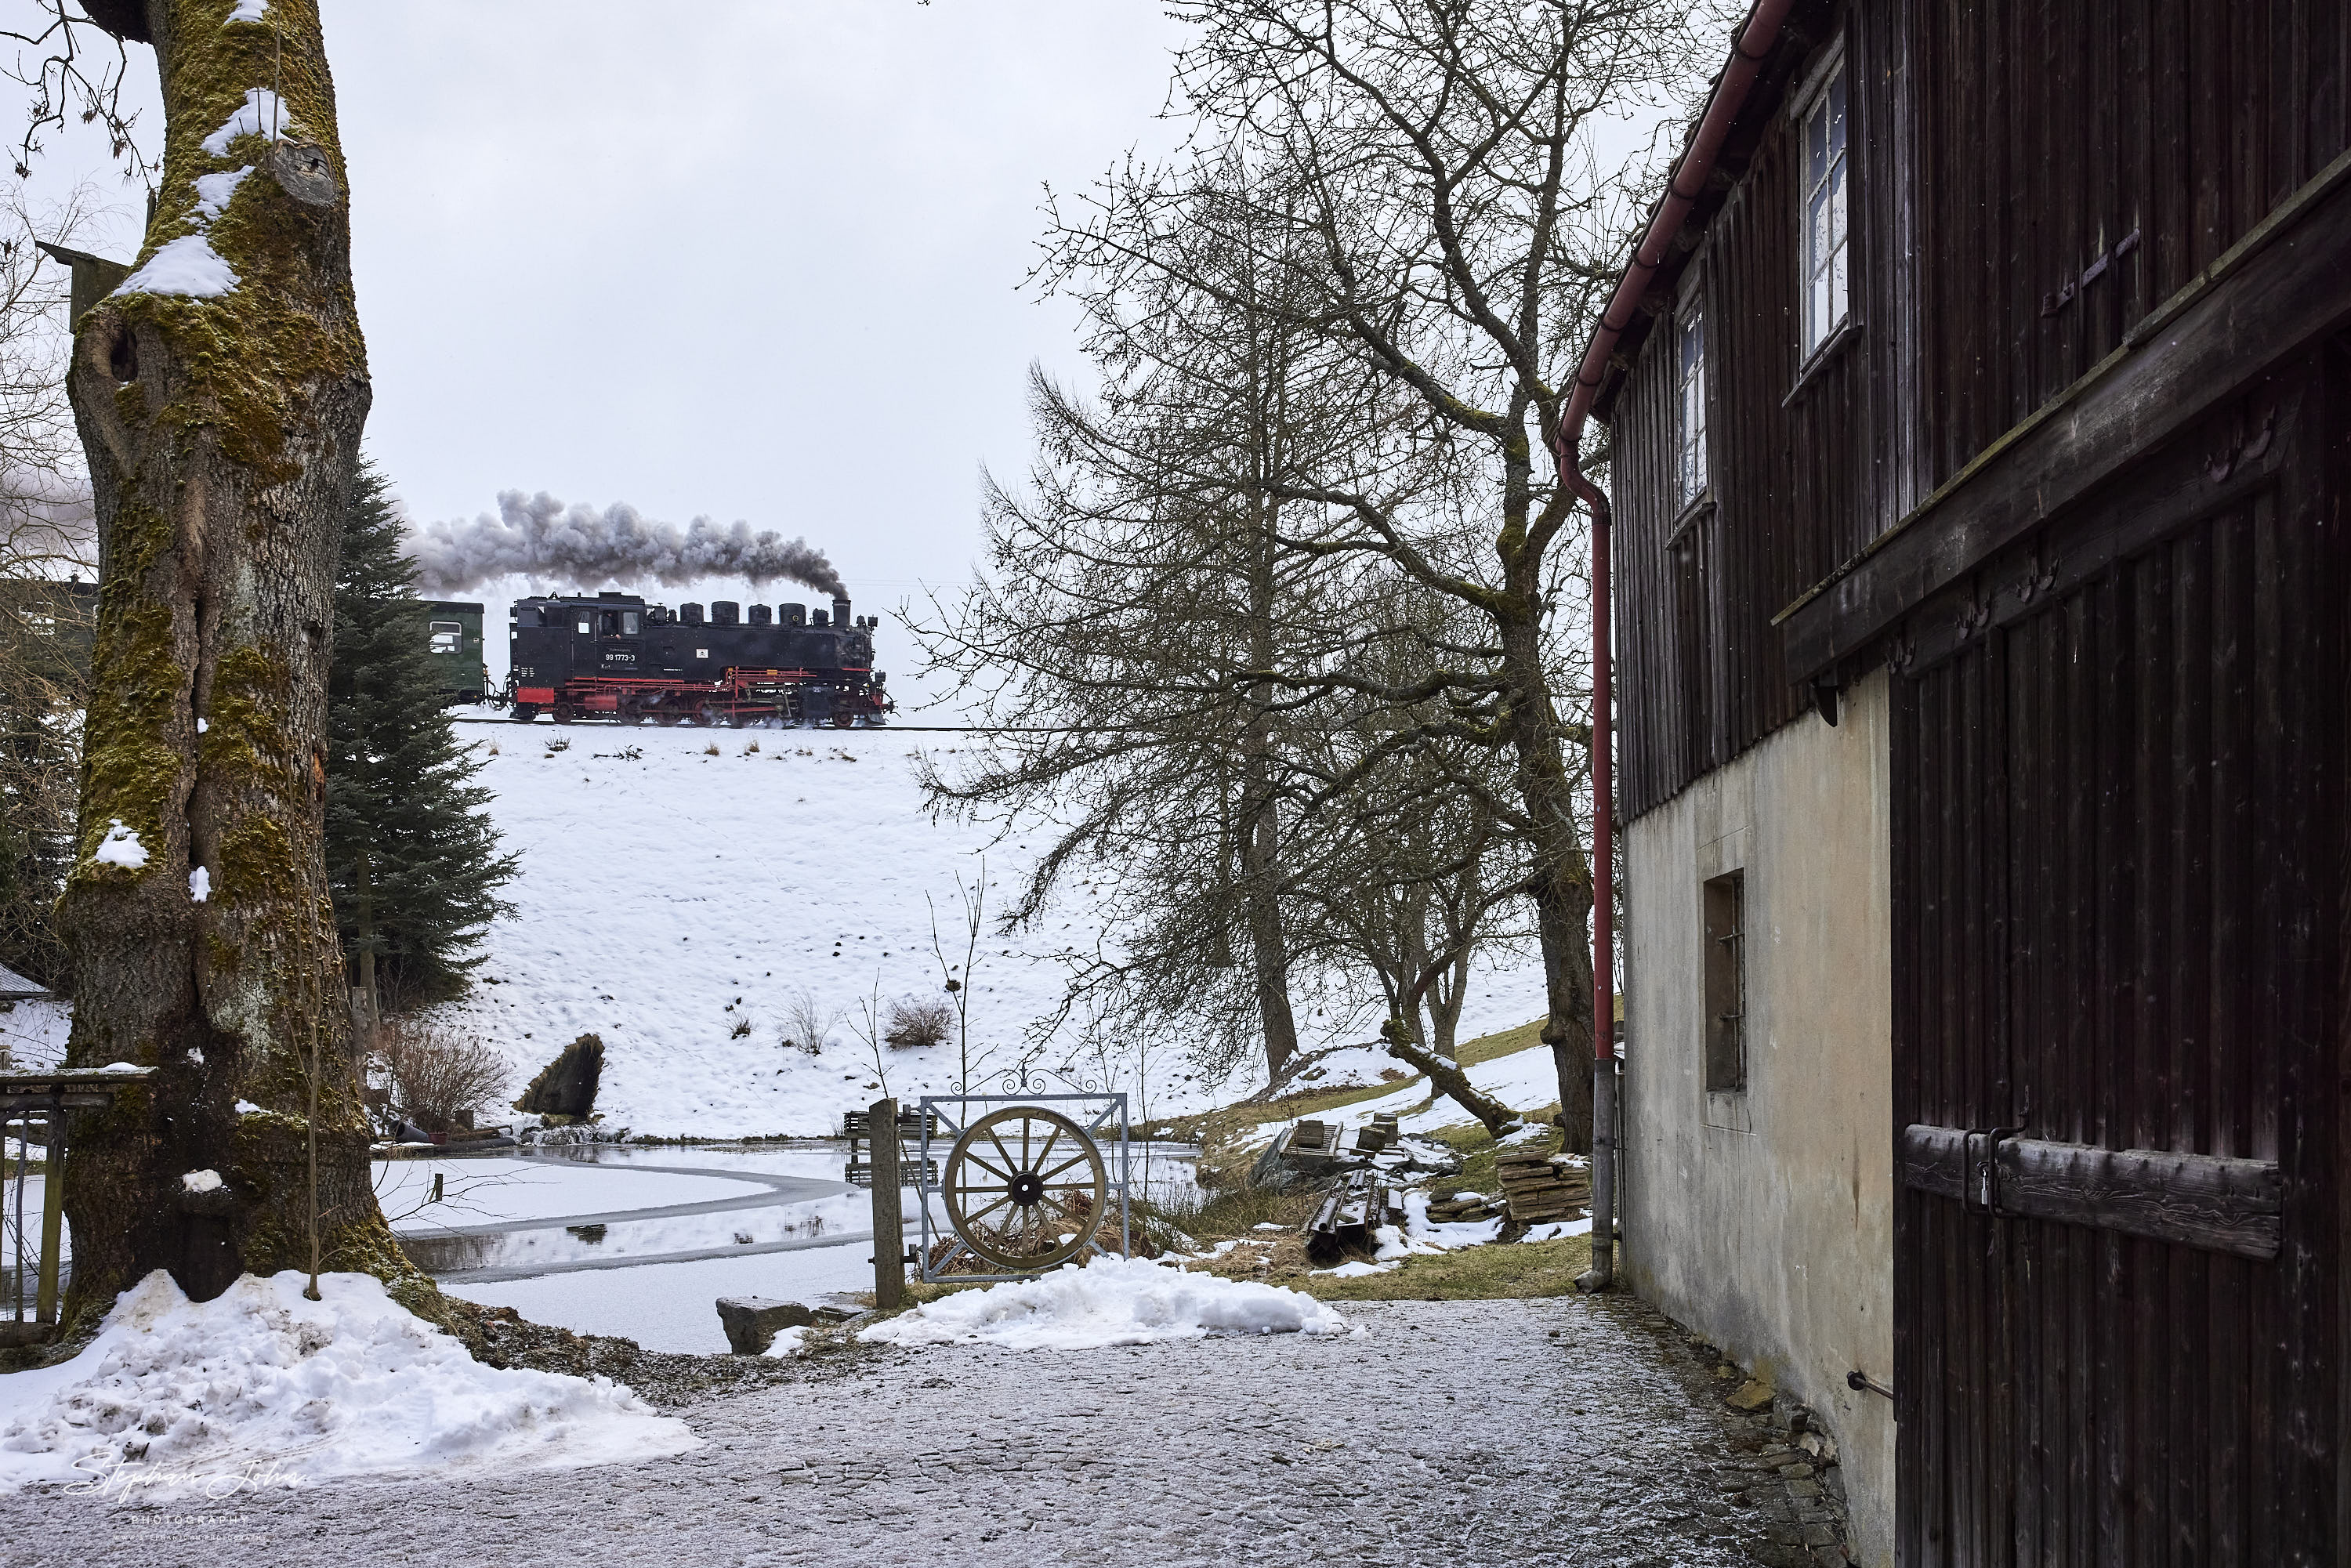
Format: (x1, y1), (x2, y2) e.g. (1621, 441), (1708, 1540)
(378, 1016), (509, 1133)
(778, 987), (836, 1055)
(882, 994), (952, 1049)
(0, 1271), (692, 1492)
(859, 1255), (1349, 1351)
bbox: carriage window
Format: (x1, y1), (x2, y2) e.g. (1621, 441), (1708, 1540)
(428, 621), (462, 655)
(513, 607), (539, 628)
(575, 617), (592, 635)
(1801, 60), (1849, 357)
(621, 610), (640, 636)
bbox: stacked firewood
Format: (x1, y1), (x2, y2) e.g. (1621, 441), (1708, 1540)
(1423, 1191), (1498, 1222)
(1497, 1151), (1592, 1226)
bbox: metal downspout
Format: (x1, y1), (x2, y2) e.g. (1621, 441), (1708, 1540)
(1559, 0), (1793, 1292)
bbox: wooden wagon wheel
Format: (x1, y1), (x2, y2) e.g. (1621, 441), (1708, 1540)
(944, 1106), (1107, 1272)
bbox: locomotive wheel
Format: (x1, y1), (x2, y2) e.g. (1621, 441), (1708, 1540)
(831, 712), (853, 729)
(618, 702), (645, 725)
(943, 1107), (1108, 1273)
(509, 704), (538, 723)
(551, 704), (576, 725)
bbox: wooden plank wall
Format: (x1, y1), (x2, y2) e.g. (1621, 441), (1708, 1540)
(1612, 2), (1883, 819)
(1907, 0), (2351, 491)
(1610, 0), (2351, 822)
(1890, 371), (2343, 1566)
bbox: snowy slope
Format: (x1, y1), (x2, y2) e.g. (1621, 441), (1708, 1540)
(434, 722), (1544, 1137)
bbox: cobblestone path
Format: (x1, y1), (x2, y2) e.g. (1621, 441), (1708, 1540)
(0, 1295), (1839, 1567)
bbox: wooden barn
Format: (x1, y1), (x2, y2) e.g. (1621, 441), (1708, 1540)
(1581, 1), (2349, 1563)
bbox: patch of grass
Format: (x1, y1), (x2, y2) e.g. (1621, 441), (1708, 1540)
(1453, 1017), (1547, 1070)
(1295, 1234), (1594, 1301)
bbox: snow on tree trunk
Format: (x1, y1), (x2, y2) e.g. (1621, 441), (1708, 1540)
(55, 0), (419, 1317)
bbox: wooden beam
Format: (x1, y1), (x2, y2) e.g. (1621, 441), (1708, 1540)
(868, 1096), (904, 1311)
(1780, 147), (2351, 681)
(1900, 1123), (2283, 1261)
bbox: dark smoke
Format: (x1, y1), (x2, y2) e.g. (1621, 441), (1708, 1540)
(405, 491), (844, 597)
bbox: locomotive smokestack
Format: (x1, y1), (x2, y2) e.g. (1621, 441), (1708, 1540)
(833, 594), (852, 631)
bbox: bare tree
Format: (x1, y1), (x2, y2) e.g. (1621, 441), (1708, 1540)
(10, 1), (410, 1317)
(916, 159), (1393, 1081)
(0, 181), (100, 987)
(1041, 0), (1708, 1144)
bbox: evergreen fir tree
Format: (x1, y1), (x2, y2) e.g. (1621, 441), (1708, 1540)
(326, 459), (516, 1009)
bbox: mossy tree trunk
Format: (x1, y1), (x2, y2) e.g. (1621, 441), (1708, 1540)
(55, 0), (421, 1318)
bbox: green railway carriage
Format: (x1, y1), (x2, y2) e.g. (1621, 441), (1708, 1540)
(421, 599), (488, 704)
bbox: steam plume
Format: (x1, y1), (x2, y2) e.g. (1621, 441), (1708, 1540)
(405, 491), (844, 597)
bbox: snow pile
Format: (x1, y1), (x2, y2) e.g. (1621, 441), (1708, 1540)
(113, 235), (240, 300)
(91, 820), (148, 870)
(860, 1255), (1349, 1350)
(0, 1271), (694, 1493)
(224, 0), (270, 21)
(1517, 1219), (1592, 1242)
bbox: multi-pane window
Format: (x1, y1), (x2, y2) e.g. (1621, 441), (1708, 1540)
(1703, 870), (1747, 1093)
(1675, 299), (1708, 507)
(1801, 62), (1849, 356)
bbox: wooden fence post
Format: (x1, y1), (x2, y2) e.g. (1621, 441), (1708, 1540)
(869, 1096), (904, 1310)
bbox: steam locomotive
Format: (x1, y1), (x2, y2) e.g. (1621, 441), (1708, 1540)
(505, 591), (889, 726)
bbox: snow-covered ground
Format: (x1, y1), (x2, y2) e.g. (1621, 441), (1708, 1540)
(431, 719), (1546, 1136)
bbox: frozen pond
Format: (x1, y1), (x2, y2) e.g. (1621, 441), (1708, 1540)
(394, 1140), (1199, 1353)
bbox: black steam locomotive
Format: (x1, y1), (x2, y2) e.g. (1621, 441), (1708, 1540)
(505, 591), (889, 726)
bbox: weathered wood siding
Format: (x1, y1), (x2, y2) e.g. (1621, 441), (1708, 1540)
(1608, 0), (2351, 820)
(1612, 2), (1889, 819)
(1906, 0), (2351, 492)
(1889, 365), (2344, 1566)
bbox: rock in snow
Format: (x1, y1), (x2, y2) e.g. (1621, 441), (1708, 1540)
(0, 1271), (694, 1492)
(859, 1255), (1349, 1351)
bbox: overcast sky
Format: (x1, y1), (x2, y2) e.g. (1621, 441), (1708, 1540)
(32, 2), (1194, 704)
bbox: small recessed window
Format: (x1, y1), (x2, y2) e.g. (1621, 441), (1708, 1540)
(1801, 61), (1849, 357)
(1676, 299), (1708, 507)
(621, 610), (641, 636)
(575, 618), (592, 636)
(428, 620), (462, 655)
(1703, 870), (1747, 1093)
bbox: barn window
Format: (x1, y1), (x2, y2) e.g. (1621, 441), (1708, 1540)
(1675, 298), (1708, 508)
(1703, 870), (1747, 1093)
(1800, 60), (1849, 357)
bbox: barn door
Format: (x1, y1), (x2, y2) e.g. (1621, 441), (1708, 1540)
(1889, 370), (2345, 1566)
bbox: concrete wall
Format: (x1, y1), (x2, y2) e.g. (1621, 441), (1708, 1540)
(1618, 668), (1896, 1567)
